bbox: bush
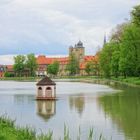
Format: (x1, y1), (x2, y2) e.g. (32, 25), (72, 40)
(4, 72), (15, 77)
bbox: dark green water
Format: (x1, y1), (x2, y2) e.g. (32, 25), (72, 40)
(98, 82), (140, 140)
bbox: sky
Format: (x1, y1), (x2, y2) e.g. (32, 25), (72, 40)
(0, 0), (140, 64)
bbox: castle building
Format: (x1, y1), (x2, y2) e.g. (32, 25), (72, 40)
(36, 41), (99, 76)
(1, 41), (99, 77)
(0, 65), (6, 78)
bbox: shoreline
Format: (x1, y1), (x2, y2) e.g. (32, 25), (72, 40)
(0, 77), (140, 88)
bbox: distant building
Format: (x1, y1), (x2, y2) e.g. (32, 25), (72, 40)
(0, 65), (6, 78)
(1, 41), (99, 77)
(36, 56), (69, 77)
(6, 65), (14, 76)
(69, 40), (85, 63)
(0, 65), (15, 78)
(5, 65), (29, 77)
(36, 55), (48, 76)
(36, 41), (99, 76)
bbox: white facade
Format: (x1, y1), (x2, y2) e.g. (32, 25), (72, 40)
(36, 71), (47, 77)
(37, 85), (56, 99)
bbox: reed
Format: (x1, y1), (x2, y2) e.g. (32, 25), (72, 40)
(0, 115), (107, 140)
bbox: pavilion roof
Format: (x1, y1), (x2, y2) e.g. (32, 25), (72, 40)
(36, 76), (56, 86)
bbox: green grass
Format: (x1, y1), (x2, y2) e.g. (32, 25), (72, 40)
(0, 115), (36, 140)
(0, 116), (107, 140)
(111, 77), (140, 85)
(0, 75), (96, 81)
(0, 77), (39, 82)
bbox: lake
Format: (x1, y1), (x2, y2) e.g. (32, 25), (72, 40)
(0, 80), (139, 140)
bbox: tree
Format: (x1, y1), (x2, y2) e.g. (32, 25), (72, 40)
(13, 55), (26, 77)
(4, 72), (14, 77)
(99, 43), (113, 78)
(85, 61), (97, 76)
(110, 23), (127, 43)
(99, 4), (140, 78)
(131, 5), (140, 26)
(47, 61), (59, 76)
(85, 62), (91, 75)
(111, 45), (120, 78)
(26, 53), (38, 76)
(67, 54), (79, 75)
(119, 24), (140, 77)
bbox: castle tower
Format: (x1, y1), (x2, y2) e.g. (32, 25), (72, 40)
(69, 45), (73, 56)
(69, 41), (85, 63)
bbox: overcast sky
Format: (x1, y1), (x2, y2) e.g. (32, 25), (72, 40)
(0, 0), (140, 64)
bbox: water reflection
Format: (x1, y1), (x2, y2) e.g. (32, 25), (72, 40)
(14, 94), (34, 104)
(98, 87), (140, 140)
(69, 95), (85, 116)
(36, 101), (56, 122)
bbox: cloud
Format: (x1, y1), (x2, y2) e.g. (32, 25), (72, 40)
(0, 0), (139, 58)
(0, 55), (14, 65)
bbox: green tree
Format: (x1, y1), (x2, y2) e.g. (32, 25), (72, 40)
(67, 54), (79, 75)
(99, 4), (140, 78)
(85, 61), (98, 76)
(4, 72), (14, 77)
(119, 24), (140, 77)
(99, 43), (113, 78)
(13, 55), (26, 77)
(85, 62), (91, 75)
(26, 53), (38, 76)
(47, 61), (59, 76)
(111, 23), (126, 43)
(109, 42), (120, 78)
(131, 5), (140, 26)
(111, 50), (120, 78)
(131, 5), (140, 76)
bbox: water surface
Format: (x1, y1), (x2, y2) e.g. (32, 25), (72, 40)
(0, 81), (139, 140)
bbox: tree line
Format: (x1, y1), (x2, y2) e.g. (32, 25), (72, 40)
(99, 5), (140, 78)
(4, 53), (60, 77)
(13, 54), (38, 77)
(5, 52), (99, 77)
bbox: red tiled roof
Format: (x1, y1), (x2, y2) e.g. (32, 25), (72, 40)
(36, 55), (98, 68)
(5, 65), (14, 72)
(84, 56), (95, 61)
(36, 56), (48, 65)
(80, 55), (99, 69)
(6, 65), (13, 69)
(36, 55), (69, 65)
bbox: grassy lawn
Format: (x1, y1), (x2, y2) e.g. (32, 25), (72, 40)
(0, 77), (39, 82)
(111, 77), (140, 85)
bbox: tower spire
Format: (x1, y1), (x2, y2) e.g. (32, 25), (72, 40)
(104, 33), (107, 45)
